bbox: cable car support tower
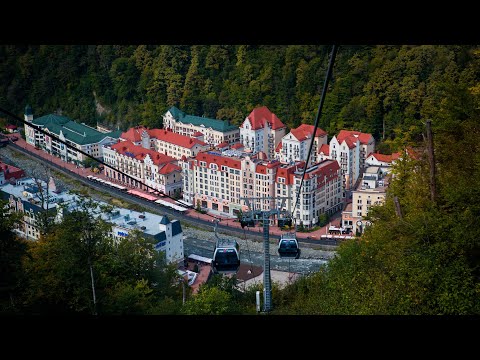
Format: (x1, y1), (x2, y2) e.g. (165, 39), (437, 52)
(240, 196), (290, 313)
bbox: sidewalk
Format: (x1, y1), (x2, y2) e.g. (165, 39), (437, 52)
(6, 133), (343, 241)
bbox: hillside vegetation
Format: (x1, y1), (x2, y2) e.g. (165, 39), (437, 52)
(1, 45), (480, 314)
(2, 45), (479, 153)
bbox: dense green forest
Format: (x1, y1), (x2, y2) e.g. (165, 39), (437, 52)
(2, 45), (479, 153)
(2, 45), (480, 314)
(0, 199), (261, 314)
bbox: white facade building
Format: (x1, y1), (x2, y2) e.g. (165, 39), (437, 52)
(329, 134), (360, 197)
(24, 106), (120, 164)
(1, 177), (184, 263)
(240, 106), (286, 159)
(120, 126), (210, 160)
(277, 124), (327, 166)
(275, 160), (342, 228)
(163, 106), (239, 146)
(103, 141), (182, 196)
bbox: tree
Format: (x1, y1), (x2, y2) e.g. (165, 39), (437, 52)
(181, 286), (234, 315)
(0, 200), (26, 313)
(318, 213), (330, 227)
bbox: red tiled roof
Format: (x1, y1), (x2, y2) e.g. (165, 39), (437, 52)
(343, 136), (357, 149)
(148, 129), (207, 149)
(120, 126), (148, 143)
(405, 147), (421, 160)
(367, 152), (401, 163)
(290, 124), (327, 141)
(275, 161), (305, 185)
(217, 142), (229, 148)
(110, 141), (176, 166)
(231, 143), (244, 150)
(267, 161), (282, 169)
(181, 155), (187, 161)
(195, 152), (242, 170)
(192, 131), (204, 137)
(256, 164), (267, 174)
(6, 124), (17, 129)
(0, 162), (25, 179)
(158, 163), (182, 175)
(275, 142), (282, 152)
(245, 106), (285, 130)
(319, 143), (329, 155)
(337, 130), (373, 145)
(302, 160), (340, 185)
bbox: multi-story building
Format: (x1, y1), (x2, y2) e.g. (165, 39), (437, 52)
(240, 106), (286, 159)
(277, 124), (327, 165)
(0, 178), (57, 240)
(120, 126), (210, 160)
(103, 141), (182, 196)
(0, 177), (184, 263)
(317, 144), (330, 162)
(337, 130), (375, 171)
(329, 133), (360, 197)
(276, 159), (342, 228)
(163, 106), (239, 146)
(189, 151), (244, 216)
(149, 129), (209, 160)
(343, 165), (389, 234)
(24, 106), (120, 165)
(243, 157), (281, 217)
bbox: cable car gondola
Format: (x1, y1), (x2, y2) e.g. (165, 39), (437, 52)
(212, 238), (240, 274)
(278, 232), (300, 259)
(211, 219), (240, 274)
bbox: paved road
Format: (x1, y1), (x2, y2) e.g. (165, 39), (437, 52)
(4, 142), (342, 247)
(183, 236), (327, 274)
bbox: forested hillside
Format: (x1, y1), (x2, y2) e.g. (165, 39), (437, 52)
(1, 45), (479, 153)
(2, 45), (480, 315)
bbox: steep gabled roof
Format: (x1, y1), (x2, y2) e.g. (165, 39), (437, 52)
(319, 143), (329, 155)
(159, 215), (170, 225)
(275, 142), (282, 152)
(290, 124), (327, 141)
(245, 106), (285, 130)
(120, 126), (148, 143)
(275, 161), (305, 185)
(25, 104), (33, 116)
(343, 136), (357, 149)
(337, 130), (373, 145)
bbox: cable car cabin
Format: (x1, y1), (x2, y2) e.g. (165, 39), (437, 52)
(212, 239), (240, 274)
(278, 233), (300, 259)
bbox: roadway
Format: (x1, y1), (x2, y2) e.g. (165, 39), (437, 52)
(4, 140), (342, 247)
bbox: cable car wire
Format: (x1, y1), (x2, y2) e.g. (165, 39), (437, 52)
(291, 44), (339, 219)
(0, 106), (222, 221)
